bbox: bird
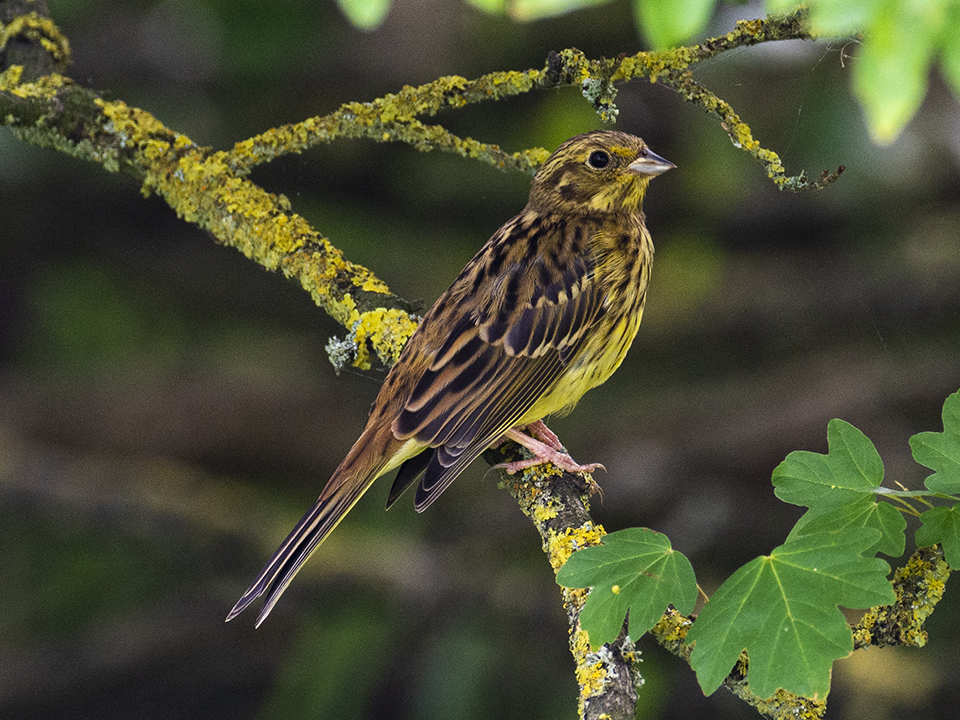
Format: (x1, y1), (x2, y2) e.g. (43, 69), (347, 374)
(227, 130), (674, 626)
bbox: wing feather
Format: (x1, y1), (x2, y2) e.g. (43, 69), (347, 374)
(384, 222), (606, 508)
(411, 344), (582, 510)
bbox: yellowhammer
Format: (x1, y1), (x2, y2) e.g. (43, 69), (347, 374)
(228, 130), (674, 625)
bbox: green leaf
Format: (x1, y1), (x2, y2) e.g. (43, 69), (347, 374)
(335, 0), (393, 30)
(687, 529), (895, 698)
(767, 0), (958, 143)
(506, 0), (613, 22)
(911, 390), (960, 493)
(853, 0), (942, 144)
(917, 505), (960, 567)
(789, 500), (906, 558)
(772, 419), (884, 510)
(803, 0), (883, 35)
(634, 0), (717, 48)
(940, 3), (960, 99)
(764, 0), (798, 14)
(464, 0), (507, 12)
(556, 528), (697, 649)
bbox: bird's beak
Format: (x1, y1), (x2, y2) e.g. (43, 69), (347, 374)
(629, 149), (676, 177)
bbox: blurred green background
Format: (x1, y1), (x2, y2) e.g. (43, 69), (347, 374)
(2, 1), (960, 718)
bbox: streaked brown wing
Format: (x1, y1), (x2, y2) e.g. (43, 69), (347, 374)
(389, 242), (604, 511)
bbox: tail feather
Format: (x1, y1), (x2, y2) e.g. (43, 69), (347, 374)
(225, 485), (364, 626)
(226, 433), (398, 626)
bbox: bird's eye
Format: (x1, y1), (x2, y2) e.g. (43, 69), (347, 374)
(587, 150), (610, 169)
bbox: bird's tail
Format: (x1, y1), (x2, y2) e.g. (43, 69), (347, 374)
(226, 436), (393, 627)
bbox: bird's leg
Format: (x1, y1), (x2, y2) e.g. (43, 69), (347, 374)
(522, 419), (565, 452)
(487, 419), (564, 452)
(494, 425), (605, 476)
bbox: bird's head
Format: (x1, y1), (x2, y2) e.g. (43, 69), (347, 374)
(527, 130), (675, 217)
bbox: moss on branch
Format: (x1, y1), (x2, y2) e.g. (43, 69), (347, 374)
(2, 3), (843, 375)
(219, 9), (838, 190)
(853, 545), (949, 649)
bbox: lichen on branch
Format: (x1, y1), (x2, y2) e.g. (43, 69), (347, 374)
(2, 4), (845, 376)
(490, 448), (639, 720)
(853, 545), (949, 649)
(219, 8), (841, 191)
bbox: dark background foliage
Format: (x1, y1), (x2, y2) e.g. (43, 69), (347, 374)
(2, 1), (959, 718)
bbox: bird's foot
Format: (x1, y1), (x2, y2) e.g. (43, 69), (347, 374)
(494, 425), (605, 477)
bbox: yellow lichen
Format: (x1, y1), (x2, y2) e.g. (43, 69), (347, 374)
(350, 308), (420, 369)
(576, 657), (609, 699)
(1, 67), (70, 99)
(0, 64), (23, 94)
(0, 12), (71, 70)
(652, 610), (693, 645)
(564, 586), (590, 610)
(570, 628), (593, 662)
(547, 523), (606, 570)
(335, 293), (360, 329)
(533, 501), (559, 524)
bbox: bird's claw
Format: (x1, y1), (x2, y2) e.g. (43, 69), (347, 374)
(495, 424), (605, 478)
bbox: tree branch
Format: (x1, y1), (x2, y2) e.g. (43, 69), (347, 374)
(224, 9), (842, 193)
(853, 544), (950, 649)
(1, 4), (844, 373)
(488, 445), (639, 720)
